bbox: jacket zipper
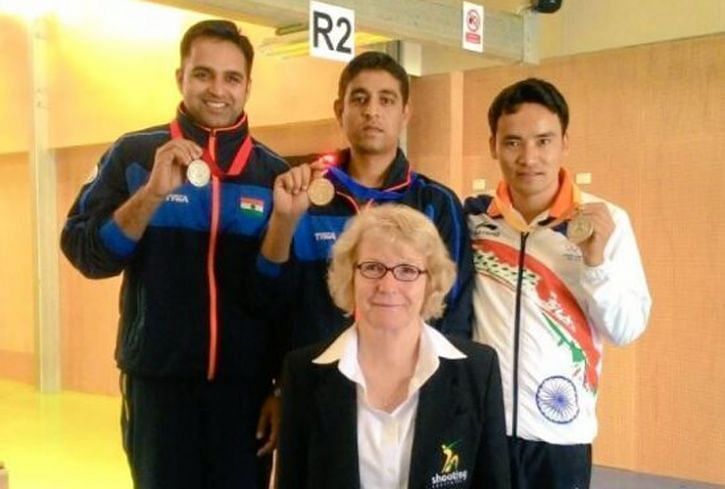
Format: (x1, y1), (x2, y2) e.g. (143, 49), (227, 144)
(511, 232), (528, 439)
(206, 131), (220, 380)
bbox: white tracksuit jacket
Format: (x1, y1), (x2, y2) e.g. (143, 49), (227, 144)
(464, 187), (651, 445)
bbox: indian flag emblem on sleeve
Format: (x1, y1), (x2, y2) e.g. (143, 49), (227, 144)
(240, 197), (265, 216)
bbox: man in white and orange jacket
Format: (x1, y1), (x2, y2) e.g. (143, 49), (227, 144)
(464, 78), (651, 489)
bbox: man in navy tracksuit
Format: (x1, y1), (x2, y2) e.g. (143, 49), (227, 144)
(261, 51), (473, 349)
(61, 20), (287, 489)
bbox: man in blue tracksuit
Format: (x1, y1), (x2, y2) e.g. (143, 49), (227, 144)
(260, 51), (473, 349)
(61, 20), (287, 489)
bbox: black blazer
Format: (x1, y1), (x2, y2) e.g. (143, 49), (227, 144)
(277, 335), (510, 488)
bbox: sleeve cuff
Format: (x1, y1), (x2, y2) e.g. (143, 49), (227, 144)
(256, 254), (284, 278)
(100, 219), (138, 259)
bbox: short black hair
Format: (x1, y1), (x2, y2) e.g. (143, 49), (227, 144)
(180, 20), (254, 75)
(337, 51), (410, 104)
(488, 78), (569, 136)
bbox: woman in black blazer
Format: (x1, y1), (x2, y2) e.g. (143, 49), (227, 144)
(277, 205), (510, 489)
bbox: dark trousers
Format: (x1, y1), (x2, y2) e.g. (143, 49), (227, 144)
(508, 437), (592, 489)
(120, 373), (272, 489)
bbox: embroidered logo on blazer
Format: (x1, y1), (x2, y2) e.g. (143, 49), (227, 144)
(431, 441), (468, 487)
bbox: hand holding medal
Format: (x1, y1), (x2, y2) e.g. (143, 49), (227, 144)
(306, 155), (336, 206)
(262, 157), (331, 264)
(568, 203), (615, 266)
(272, 156), (332, 220)
(146, 138), (204, 199)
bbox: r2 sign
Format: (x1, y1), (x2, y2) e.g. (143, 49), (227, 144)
(309, 1), (355, 62)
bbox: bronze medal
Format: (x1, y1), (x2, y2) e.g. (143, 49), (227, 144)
(567, 213), (594, 244)
(307, 178), (335, 206)
(187, 159), (210, 187)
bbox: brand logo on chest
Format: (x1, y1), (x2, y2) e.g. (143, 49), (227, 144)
(472, 217), (500, 238)
(314, 231), (336, 242)
(166, 193), (189, 204)
(562, 241), (583, 262)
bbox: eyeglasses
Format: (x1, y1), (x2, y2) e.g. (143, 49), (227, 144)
(355, 261), (427, 282)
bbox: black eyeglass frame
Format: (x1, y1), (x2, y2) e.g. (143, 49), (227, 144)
(354, 261), (428, 282)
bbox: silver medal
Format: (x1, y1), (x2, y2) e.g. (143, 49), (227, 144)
(187, 159), (210, 187)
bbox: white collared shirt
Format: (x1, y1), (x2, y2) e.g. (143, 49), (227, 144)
(313, 323), (466, 489)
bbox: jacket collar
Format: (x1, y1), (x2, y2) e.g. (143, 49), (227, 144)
(326, 148), (416, 204)
(314, 324), (465, 364)
(314, 324), (465, 405)
(175, 104), (251, 172)
(487, 167), (580, 219)
(486, 168), (581, 232)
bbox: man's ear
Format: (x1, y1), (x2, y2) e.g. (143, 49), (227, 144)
(489, 135), (498, 159)
(333, 98), (343, 124)
(402, 103), (412, 125)
(244, 78), (252, 105)
(175, 68), (183, 92)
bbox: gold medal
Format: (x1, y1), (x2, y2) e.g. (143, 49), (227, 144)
(307, 178), (335, 206)
(187, 159), (210, 187)
(567, 213), (594, 244)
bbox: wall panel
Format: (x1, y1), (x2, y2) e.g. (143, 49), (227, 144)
(0, 153), (35, 383)
(56, 144), (122, 395)
(0, 15), (31, 154)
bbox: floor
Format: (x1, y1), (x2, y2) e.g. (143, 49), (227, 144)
(1, 379), (722, 489)
(592, 467), (723, 489)
(0, 380), (130, 489)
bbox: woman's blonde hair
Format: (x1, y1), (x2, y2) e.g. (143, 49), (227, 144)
(327, 204), (456, 321)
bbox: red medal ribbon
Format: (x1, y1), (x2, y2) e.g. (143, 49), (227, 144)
(169, 118), (253, 178)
